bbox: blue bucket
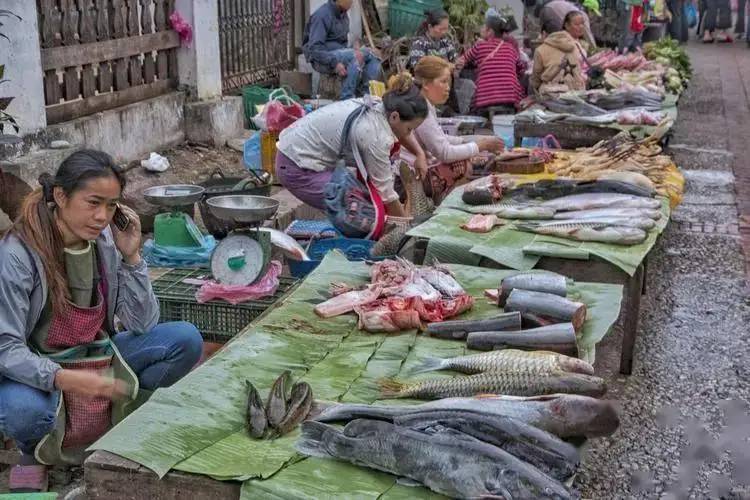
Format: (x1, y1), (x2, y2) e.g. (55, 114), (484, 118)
(288, 238), (387, 278)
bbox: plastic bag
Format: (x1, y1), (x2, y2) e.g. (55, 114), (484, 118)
(264, 96), (305, 133)
(243, 132), (262, 172)
(143, 235), (217, 268)
(195, 261), (282, 304)
(685, 3), (698, 28)
(140, 152), (170, 172)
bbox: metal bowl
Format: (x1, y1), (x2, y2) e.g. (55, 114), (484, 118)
(143, 184), (205, 207)
(452, 115), (488, 127)
(206, 195), (279, 224)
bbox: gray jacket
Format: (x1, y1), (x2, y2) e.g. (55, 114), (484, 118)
(0, 228), (159, 392)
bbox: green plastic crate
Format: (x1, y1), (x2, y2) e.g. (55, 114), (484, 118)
(389, 0), (443, 38)
(152, 268), (298, 343)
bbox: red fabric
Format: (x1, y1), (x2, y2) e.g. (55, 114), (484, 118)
(354, 169), (386, 240)
(630, 5), (646, 33)
(463, 38), (527, 109)
(46, 285), (106, 348)
(423, 160), (469, 203)
(58, 357), (112, 449)
(265, 100), (305, 133)
(46, 275), (112, 449)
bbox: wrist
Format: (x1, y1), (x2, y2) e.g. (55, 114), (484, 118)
(123, 253), (142, 266)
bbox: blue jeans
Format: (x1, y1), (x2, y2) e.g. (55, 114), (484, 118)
(0, 321), (202, 454)
(331, 48), (381, 99)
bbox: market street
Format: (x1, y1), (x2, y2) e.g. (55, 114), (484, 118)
(578, 40), (750, 498)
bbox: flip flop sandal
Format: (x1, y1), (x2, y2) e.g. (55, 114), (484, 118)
(9, 464), (49, 493)
(702, 37), (715, 43)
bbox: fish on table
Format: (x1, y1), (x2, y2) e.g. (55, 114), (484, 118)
(312, 393), (621, 438)
(412, 349), (594, 376)
(551, 207), (662, 220)
(514, 221), (648, 245)
(541, 193), (661, 211)
(296, 419), (575, 499)
(379, 371), (607, 400)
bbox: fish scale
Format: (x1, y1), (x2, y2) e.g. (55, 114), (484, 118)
(381, 371), (606, 399)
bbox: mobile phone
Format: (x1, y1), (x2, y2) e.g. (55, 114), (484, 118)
(113, 205), (130, 231)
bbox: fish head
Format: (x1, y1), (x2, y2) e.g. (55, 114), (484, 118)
(550, 395), (620, 437)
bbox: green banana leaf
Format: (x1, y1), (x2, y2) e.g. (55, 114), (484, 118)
(91, 252), (622, 496)
(410, 189), (670, 276)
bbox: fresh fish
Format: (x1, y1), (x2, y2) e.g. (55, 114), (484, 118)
(313, 393), (620, 438)
(313, 285), (382, 318)
(504, 289), (587, 332)
(425, 312), (522, 340)
(275, 382), (313, 436)
(455, 203), (557, 219)
(515, 221), (648, 245)
(296, 419), (575, 499)
(506, 178), (655, 200)
(595, 170), (655, 191)
(549, 217), (656, 230)
(398, 411), (580, 481)
(259, 228), (310, 261)
(499, 272), (568, 306)
(417, 264), (465, 297)
(266, 371), (290, 430)
(540, 193), (661, 211)
(412, 349), (594, 376)
(245, 381), (267, 438)
(552, 207), (662, 220)
(379, 371), (606, 399)
(467, 323), (579, 356)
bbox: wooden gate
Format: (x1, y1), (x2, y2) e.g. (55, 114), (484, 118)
(37, 0), (180, 125)
(217, 0), (295, 92)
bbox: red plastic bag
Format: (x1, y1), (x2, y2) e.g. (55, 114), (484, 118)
(264, 97), (305, 133)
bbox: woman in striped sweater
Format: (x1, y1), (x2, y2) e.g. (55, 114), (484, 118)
(456, 15), (527, 115)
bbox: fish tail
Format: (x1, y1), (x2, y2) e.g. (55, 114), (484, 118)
(294, 421), (338, 458)
(379, 378), (409, 398)
(409, 356), (447, 375)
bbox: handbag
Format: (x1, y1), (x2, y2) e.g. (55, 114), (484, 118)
(323, 101), (386, 240)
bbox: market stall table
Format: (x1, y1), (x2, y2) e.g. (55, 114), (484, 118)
(404, 187), (670, 375)
(84, 252), (623, 499)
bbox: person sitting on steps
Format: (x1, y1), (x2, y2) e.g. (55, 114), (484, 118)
(302, 0), (383, 99)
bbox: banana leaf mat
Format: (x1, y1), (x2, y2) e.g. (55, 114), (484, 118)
(91, 252), (623, 498)
(408, 187), (671, 276)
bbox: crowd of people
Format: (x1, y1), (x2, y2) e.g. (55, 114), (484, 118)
(286, 0), (743, 234)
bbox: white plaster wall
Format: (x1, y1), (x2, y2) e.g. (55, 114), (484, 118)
(175, 0), (223, 100)
(2, 1), (47, 134)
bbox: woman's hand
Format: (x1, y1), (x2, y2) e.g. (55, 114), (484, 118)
(54, 369), (129, 400)
(111, 204), (142, 265)
(413, 153), (430, 180)
(476, 136), (505, 154)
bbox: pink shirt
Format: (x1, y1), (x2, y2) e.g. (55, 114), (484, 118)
(404, 102), (479, 166)
(463, 37), (527, 109)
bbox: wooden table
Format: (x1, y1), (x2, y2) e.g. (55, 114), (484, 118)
(514, 121), (620, 149)
(411, 239), (646, 376)
(85, 452), (241, 500)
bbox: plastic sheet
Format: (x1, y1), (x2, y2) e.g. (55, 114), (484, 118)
(142, 235), (217, 268)
(196, 261), (282, 304)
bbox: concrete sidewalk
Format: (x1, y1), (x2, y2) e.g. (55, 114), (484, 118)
(576, 40), (750, 498)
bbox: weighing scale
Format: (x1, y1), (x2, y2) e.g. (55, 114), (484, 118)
(143, 184), (206, 247)
(206, 195), (280, 286)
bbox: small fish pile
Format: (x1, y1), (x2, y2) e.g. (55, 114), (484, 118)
(246, 371), (313, 439)
(314, 258), (474, 333)
(299, 394), (620, 498)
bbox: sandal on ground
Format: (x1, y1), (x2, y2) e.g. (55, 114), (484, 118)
(717, 34), (734, 43)
(8, 464), (49, 493)
(702, 35), (715, 43)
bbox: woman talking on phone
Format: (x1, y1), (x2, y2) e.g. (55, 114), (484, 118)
(0, 150), (202, 492)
